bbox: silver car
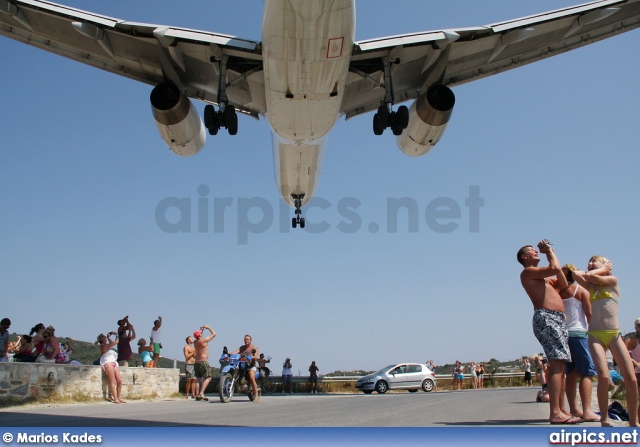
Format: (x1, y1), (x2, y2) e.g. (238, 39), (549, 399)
(355, 363), (436, 394)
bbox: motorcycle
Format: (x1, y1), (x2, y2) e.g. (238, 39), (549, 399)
(218, 351), (266, 402)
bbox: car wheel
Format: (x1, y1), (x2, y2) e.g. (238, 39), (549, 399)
(363, 390), (373, 394)
(375, 381), (388, 394)
(422, 379), (434, 392)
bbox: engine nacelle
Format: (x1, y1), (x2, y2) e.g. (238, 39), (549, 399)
(150, 83), (206, 157)
(396, 84), (455, 157)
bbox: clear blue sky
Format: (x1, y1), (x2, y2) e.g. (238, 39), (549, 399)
(1, 0), (639, 374)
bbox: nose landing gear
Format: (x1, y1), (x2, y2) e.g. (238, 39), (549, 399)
(291, 194), (305, 229)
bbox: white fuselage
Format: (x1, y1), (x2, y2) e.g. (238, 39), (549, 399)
(261, 0), (355, 207)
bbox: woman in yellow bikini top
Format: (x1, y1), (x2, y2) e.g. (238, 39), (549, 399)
(571, 256), (638, 427)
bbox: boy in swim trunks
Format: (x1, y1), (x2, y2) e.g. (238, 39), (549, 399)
(518, 239), (578, 425)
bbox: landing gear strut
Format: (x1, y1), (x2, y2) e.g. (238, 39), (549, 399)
(205, 54), (238, 136)
(291, 194), (305, 229)
(372, 56), (409, 136)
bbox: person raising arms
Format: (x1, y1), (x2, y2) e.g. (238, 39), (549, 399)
(572, 256), (638, 427)
(518, 239), (576, 425)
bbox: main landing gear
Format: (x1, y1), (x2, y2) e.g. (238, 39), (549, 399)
(205, 53), (238, 136)
(291, 194), (305, 229)
(372, 55), (409, 136)
(373, 104), (409, 136)
(204, 103), (238, 135)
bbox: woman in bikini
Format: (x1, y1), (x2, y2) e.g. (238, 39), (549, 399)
(572, 256), (638, 426)
(96, 332), (126, 403)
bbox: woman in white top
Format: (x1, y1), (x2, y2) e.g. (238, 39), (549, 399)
(96, 332), (125, 403)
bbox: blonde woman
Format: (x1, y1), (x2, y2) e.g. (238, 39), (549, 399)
(96, 332), (125, 403)
(572, 257), (637, 426)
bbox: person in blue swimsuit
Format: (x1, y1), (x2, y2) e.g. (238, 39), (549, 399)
(137, 338), (154, 367)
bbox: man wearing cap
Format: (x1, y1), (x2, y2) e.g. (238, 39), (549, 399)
(0, 318), (11, 361)
(193, 325), (216, 401)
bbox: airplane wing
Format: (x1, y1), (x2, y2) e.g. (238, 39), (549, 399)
(0, 0), (266, 118)
(342, 0), (640, 119)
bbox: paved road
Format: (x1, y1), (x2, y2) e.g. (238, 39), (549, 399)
(0, 387), (607, 427)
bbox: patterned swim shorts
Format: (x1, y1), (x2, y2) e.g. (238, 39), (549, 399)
(195, 361), (212, 379)
(532, 308), (571, 362)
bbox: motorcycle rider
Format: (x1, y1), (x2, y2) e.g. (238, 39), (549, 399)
(231, 334), (260, 402)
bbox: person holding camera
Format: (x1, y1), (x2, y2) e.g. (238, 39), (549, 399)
(150, 316), (163, 366)
(117, 316), (135, 367)
(96, 331), (125, 403)
(193, 325), (217, 401)
(518, 239), (576, 425)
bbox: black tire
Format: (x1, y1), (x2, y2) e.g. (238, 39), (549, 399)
(363, 390), (373, 394)
(219, 373), (234, 403)
(377, 105), (390, 128)
(373, 114), (384, 135)
(397, 105), (409, 129)
(422, 379), (434, 392)
(375, 381), (388, 394)
(227, 113), (238, 135)
(262, 379), (277, 394)
(292, 217), (297, 228)
(225, 105), (238, 135)
(204, 104), (216, 129)
(299, 217), (305, 229)
(392, 123), (403, 136)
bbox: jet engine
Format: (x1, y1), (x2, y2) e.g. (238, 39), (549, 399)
(150, 83), (206, 157)
(396, 84), (455, 157)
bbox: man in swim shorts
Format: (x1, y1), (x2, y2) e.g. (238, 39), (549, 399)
(193, 325), (217, 401)
(518, 239), (578, 425)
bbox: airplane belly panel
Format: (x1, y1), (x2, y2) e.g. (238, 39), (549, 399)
(273, 134), (327, 207)
(262, 0), (355, 142)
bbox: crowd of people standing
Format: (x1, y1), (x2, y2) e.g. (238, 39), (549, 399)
(518, 239), (638, 427)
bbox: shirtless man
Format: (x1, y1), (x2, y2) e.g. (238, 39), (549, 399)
(231, 335), (260, 402)
(183, 336), (198, 399)
(193, 325), (216, 401)
(518, 239), (578, 425)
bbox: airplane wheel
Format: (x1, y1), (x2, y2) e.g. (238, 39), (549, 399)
(225, 105), (238, 135)
(373, 114), (384, 135)
(292, 217), (297, 228)
(204, 104), (216, 129)
(392, 123), (403, 136)
(299, 217), (305, 229)
(377, 105), (390, 128)
(397, 105), (409, 129)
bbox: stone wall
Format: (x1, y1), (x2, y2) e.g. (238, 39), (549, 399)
(0, 363), (179, 402)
